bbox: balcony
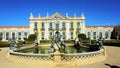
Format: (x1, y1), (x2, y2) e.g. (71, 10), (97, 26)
(77, 28), (81, 30)
(34, 28), (38, 32)
(49, 28), (53, 31)
(55, 28), (60, 31)
(69, 28), (74, 31)
(61, 28), (66, 31)
(41, 28), (45, 31)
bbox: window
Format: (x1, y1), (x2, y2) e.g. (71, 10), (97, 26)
(62, 22), (65, 28)
(70, 22), (73, 28)
(12, 32), (15, 39)
(71, 32), (73, 39)
(42, 32), (44, 40)
(105, 31), (108, 39)
(24, 32), (27, 39)
(93, 32), (96, 39)
(99, 32), (102, 39)
(18, 32), (21, 40)
(49, 32), (53, 39)
(88, 32), (91, 39)
(34, 22), (37, 29)
(62, 32), (65, 38)
(77, 22), (80, 28)
(6, 32), (9, 40)
(49, 23), (52, 29)
(56, 23), (59, 29)
(42, 22), (44, 29)
(49, 32), (52, 36)
(0, 32), (2, 40)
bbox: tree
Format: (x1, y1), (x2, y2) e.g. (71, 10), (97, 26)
(111, 25), (120, 40)
(27, 34), (37, 41)
(78, 33), (87, 40)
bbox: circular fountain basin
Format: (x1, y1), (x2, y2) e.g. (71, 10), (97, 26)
(8, 43), (106, 66)
(17, 46), (88, 54)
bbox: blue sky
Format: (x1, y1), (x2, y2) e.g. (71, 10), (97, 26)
(0, 0), (120, 26)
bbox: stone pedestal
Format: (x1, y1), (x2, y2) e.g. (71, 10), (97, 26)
(54, 53), (61, 62)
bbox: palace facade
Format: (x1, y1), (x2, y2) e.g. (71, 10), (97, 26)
(0, 12), (114, 41)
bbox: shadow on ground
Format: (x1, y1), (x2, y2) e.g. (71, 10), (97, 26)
(105, 63), (120, 68)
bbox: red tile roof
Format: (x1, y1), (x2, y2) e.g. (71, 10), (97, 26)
(86, 26), (114, 28)
(0, 26), (29, 29)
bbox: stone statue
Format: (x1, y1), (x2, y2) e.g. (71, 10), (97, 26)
(35, 38), (38, 44)
(9, 38), (18, 51)
(34, 43), (39, 54)
(98, 39), (104, 49)
(75, 37), (81, 46)
(50, 31), (66, 53)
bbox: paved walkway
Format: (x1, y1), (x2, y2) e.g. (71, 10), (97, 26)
(0, 46), (120, 68)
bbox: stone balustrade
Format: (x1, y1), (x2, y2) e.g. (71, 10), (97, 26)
(9, 52), (54, 61)
(8, 48), (106, 65)
(61, 49), (105, 61)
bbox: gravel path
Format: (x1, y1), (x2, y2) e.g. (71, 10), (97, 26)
(0, 46), (120, 68)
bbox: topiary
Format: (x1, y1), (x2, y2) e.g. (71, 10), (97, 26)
(26, 34), (37, 41)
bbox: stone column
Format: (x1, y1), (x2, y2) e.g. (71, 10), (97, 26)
(66, 21), (70, 40)
(2, 31), (6, 41)
(91, 30), (93, 39)
(102, 31), (105, 39)
(16, 31), (18, 40)
(4, 31), (6, 40)
(27, 31), (30, 38)
(22, 31), (24, 40)
(21, 31), (23, 40)
(10, 32), (12, 39)
(30, 22), (34, 34)
(45, 22), (49, 40)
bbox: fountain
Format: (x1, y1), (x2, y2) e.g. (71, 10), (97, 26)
(8, 31), (107, 66)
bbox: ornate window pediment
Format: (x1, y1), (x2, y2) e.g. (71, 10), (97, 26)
(49, 13), (66, 19)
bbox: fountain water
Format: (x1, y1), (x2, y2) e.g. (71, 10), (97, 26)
(8, 31), (106, 66)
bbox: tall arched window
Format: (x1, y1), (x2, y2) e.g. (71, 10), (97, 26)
(49, 23), (53, 29)
(34, 22), (37, 29)
(41, 22), (45, 29)
(24, 32), (27, 39)
(6, 32), (9, 40)
(105, 31), (108, 39)
(70, 22), (73, 28)
(71, 32), (73, 39)
(18, 32), (21, 40)
(56, 23), (59, 29)
(88, 32), (91, 39)
(0, 32), (2, 40)
(93, 32), (96, 39)
(12, 32), (15, 39)
(99, 32), (102, 39)
(62, 32), (66, 39)
(42, 32), (44, 40)
(62, 22), (65, 29)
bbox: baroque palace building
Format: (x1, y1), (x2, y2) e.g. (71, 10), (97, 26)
(0, 12), (114, 41)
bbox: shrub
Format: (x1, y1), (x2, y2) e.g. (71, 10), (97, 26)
(64, 40), (74, 43)
(103, 40), (120, 46)
(26, 34), (36, 41)
(82, 40), (90, 43)
(0, 41), (9, 47)
(40, 40), (52, 43)
(78, 33), (88, 40)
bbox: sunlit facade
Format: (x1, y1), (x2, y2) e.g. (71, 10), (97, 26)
(0, 12), (114, 41)
(29, 12), (86, 41)
(29, 12), (114, 41)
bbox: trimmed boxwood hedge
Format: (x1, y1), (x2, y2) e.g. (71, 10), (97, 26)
(0, 41), (9, 47)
